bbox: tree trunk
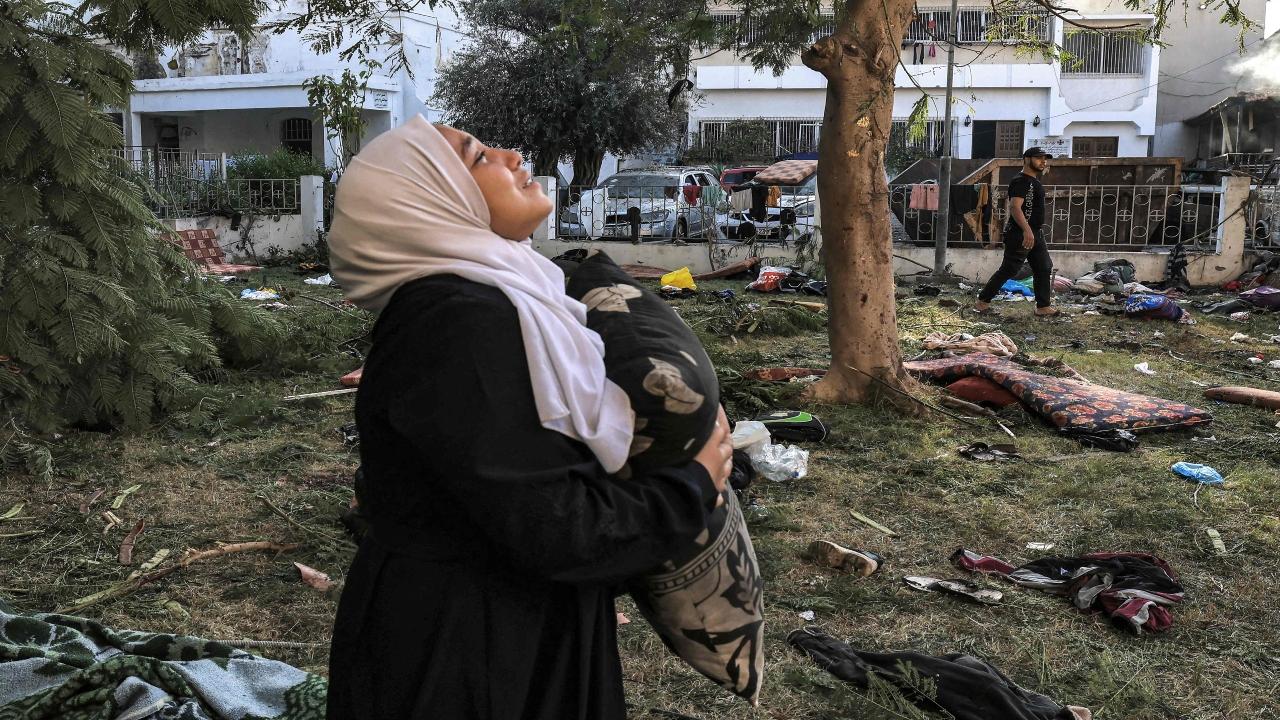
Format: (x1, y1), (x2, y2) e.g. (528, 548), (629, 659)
(571, 146), (607, 188)
(801, 0), (921, 409)
(533, 147), (561, 178)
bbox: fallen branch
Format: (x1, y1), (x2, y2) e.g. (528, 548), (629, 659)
(282, 388), (358, 401)
(58, 541), (298, 614)
(296, 292), (362, 317)
(844, 364), (984, 429)
(938, 396), (1018, 438)
(849, 510), (898, 537)
(1167, 350), (1276, 384)
(260, 494), (354, 547)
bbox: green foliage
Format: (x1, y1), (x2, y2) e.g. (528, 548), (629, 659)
(432, 0), (708, 184)
(226, 148), (329, 180)
(0, 0), (284, 461)
(304, 69), (366, 168)
(686, 119), (774, 165)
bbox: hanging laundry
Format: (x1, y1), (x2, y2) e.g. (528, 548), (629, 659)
(909, 184), (939, 211)
(788, 628), (1094, 720)
(951, 549), (1184, 633)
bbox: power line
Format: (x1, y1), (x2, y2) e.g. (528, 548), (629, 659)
(907, 33), (1267, 144)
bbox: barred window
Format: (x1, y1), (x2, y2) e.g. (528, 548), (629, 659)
(1062, 30), (1145, 75)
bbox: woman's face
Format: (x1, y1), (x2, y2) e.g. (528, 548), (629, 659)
(436, 125), (554, 240)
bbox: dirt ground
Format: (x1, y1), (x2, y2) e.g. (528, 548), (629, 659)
(3, 268), (1279, 719)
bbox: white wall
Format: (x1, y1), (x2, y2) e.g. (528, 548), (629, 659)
(1059, 77), (1147, 113)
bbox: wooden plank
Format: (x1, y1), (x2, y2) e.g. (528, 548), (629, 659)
(849, 510), (898, 537)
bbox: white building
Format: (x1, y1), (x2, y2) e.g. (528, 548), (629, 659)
(690, 1), (1163, 165)
(118, 1), (467, 169)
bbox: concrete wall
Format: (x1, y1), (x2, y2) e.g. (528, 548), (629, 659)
(1153, 0), (1268, 160)
(168, 214), (315, 259)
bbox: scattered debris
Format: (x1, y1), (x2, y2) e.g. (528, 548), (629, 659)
(340, 366), (363, 387)
(118, 519), (145, 565)
(1230, 311), (1252, 322)
(659, 267), (696, 290)
(914, 284), (942, 297)
(79, 489), (105, 515)
(798, 610), (816, 621)
(0, 503), (24, 520)
(1026, 542), (1055, 552)
(1171, 462), (1225, 486)
(240, 288), (281, 301)
(1133, 362), (1156, 375)
(1205, 528), (1228, 557)
(753, 410), (827, 442)
(58, 541), (299, 614)
(1204, 386), (1280, 411)
(111, 484), (142, 510)
(849, 510), (897, 537)
(282, 388), (359, 401)
(904, 576), (1002, 604)
(952, 548), (1184, 633)
(303, 273), (335, 286)
(616, 611), (631, 626)
(1230, 332), (1251, 342)
(1062, 428), (1139, 452)
(958, 442), (1020, 462)
(923, 330), (1018, 357)
(294, 562), (335, 592)
(805, 540), (882, 577)
(742, 367), (827, 382)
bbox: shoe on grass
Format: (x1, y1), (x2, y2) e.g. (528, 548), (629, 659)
(806, 540), (883, 577)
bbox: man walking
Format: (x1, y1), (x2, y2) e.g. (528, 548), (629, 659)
(974, 147), (1058, 317)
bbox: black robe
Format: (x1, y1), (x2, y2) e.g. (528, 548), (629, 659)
(327, 275), (719, 720)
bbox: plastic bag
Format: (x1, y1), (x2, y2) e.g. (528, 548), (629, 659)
(1170, 462), (1224, 486)
(749, 442), (809, 482)
(731, 421), (770, 451)
(660, 267), (696, 291)
(747, 266), (791, 293)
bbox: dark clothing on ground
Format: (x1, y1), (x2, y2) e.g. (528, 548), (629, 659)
(327, 275), (718, 720)
(951, 549), (1184, 634)
(977, 227), (1054, 307)
(788, 628), (1089, 720)
(979, 171), (1053, 307)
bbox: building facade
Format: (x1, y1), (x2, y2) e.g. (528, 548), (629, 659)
(689, 1), (1163, 167)
(1153, 0), (1270, 164)
(118, 1), (467, 170)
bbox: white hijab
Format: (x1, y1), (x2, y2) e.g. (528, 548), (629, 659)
(328, 114), (634, 473)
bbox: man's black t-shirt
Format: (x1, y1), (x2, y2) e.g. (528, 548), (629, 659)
(1005, 173), (1045, 232)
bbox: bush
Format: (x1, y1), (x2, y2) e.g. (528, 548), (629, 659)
(227, 148), (330, 180)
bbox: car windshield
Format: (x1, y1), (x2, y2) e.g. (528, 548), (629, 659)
(599, 174), (679, 199)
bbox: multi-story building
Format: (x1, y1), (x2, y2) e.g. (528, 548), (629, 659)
(689, 1), (1163, 166)
(116, 1), (467, 169)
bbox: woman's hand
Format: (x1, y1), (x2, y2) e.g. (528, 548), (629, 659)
(694, 406), (734, 495)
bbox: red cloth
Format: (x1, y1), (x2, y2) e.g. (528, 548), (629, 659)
(170, 229), (260, 274)
(945, 377), (1021, 408)
(909, 184), (939, 211)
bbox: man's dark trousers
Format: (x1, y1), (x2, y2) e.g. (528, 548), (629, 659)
(977, 228), (1053, 308)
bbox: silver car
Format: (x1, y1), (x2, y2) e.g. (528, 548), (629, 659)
(568, 168), (726, 242)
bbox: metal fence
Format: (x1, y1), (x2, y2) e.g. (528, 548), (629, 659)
(889, 184), (1224, 251)
(113, 146), (224, 183)
(691, 117), (951, 160)
(707, 13), (836, 46)
(1062, 29), (1145, 75)
(554, 183), (817, 244)
(1250, 186), (1280, 250)
(906, 6), (1051, 43)
(141, 176), (301, 219)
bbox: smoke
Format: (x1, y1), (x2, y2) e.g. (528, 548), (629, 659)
(1228, 39), (1280, 93)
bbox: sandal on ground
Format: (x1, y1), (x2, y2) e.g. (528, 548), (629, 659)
(806, 540), (883, 577)
(904, 576), (1003, 604)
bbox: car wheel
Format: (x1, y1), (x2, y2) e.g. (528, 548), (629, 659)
(674, 219), (688, 242)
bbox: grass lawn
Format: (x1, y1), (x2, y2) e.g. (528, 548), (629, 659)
(3, 267), (1279, 719)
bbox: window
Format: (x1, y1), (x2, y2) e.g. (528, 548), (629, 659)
(1073, 136), (1119, 157)
(281, 117), (313, 155)
(1062, 30), (1145, 75)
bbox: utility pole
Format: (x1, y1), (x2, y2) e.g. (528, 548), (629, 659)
(934, 0), (960, 275)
